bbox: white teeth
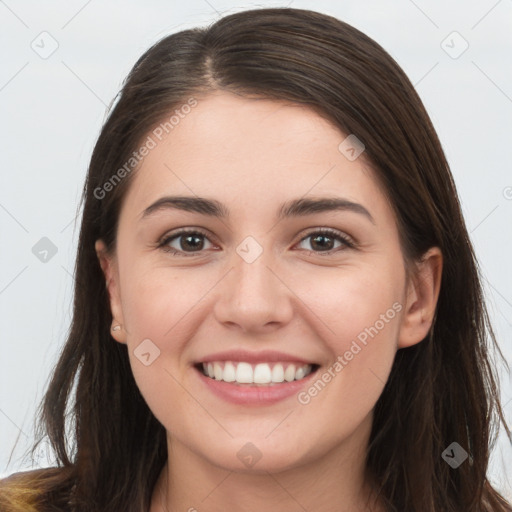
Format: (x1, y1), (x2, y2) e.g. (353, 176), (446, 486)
(295, 366), (306, 380)
(223, 361), (236, 382)
(271, 364), (284, 383)
(200, 361), (313, 385)
(253, 363), (272, 384)
(236, 362), (253, 383)
(284, 364), (296, 382)
(213, 362), (223, 380)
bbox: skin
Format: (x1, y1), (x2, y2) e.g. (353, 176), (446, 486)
(96, 91), (442, 512)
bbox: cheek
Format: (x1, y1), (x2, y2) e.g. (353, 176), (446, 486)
(118, 265), (219, 421)
(304, 262), (404, 348)
(118, 269), (199, 431)
(120, 265), (211, 343)
(295, 263), (404, 409)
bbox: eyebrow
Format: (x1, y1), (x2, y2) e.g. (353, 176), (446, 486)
(141, 196), (375, 224)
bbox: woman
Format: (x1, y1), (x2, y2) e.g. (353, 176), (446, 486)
(1, 7), (510, 512)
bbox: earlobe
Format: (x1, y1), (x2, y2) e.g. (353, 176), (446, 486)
(95, 240), (127, 344)
(397, 247), (443, 349)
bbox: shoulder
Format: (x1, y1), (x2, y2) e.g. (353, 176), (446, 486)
(0, 469), (44, 512)
(0, 467), (74, 512)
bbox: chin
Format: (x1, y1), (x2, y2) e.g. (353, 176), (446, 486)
(197, 437), (312, 475)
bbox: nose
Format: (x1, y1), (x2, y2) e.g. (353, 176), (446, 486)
(213, 247), (294, 334)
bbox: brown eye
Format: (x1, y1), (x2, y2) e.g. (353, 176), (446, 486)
(296, 229), (354, 254)
(160, 229), (214, 256)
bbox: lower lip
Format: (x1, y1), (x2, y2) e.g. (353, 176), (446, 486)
(194, 366), (318, 405)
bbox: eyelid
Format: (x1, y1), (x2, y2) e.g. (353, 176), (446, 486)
(298, 227), (355, 248)
(158, 226), (355, 257)
(158, 227), (217, 256)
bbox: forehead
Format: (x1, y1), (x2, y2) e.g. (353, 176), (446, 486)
(119, 91), (392, 226)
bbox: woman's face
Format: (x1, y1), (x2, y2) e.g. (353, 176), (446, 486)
(97, 91), (439, 474)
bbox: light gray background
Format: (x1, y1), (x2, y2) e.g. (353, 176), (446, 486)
(1, 0), (511, 497)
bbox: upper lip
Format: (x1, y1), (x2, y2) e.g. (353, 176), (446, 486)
(196, 349), (318, 365)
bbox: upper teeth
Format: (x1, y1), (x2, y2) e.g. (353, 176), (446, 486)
(202, 361), (313, 385)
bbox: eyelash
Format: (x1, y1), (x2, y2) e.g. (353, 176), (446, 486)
(158, 227), (355, 257)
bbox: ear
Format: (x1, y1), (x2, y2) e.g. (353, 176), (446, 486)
(398, 247), (443, 349)
(95, 239), (127, 344)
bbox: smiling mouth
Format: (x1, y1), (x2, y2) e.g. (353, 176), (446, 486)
(194, 361), (320, 386)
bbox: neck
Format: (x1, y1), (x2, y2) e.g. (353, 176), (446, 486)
(151, 413), (383, 512)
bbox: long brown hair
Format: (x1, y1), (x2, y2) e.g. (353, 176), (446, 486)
(1, 7), (510, 511)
